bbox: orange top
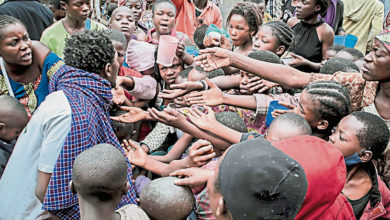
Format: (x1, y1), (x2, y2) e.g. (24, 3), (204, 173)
(172, 0), (222, 43)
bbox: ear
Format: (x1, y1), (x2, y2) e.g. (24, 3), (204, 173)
(316, 120), (329, 131)
(314, 5), (321, 14)
(60, 0), (67, 10)
(69, 180), (77, 194)
(275, 45), (286, 56)
(0, 122), (6, 134)
(360, 151), (373, 163)
(104, 63), (112, 79)
(121, 182), (129, 196)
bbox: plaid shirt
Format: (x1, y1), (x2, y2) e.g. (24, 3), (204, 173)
(42, 65), (137, 218)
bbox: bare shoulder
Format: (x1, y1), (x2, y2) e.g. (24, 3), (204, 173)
(317, 23), (334, 42)
(31, 41), (51, 66)
(287, 17), (299, 28)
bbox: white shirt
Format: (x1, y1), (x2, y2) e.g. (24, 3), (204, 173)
(0, 91), (72, 220)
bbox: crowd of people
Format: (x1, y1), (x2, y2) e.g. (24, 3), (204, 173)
(0, 0), (390, 219)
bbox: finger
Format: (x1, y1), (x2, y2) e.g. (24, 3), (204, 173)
(187, 100), (206, 105)
(127, 140), (142, 151)
(257, 86), (268, 93)
(170, 169), (190, 177)
(186, 91), (204, 99)
(173, 177), (194, 186)
(170, 83), (186, 89)
(148, 108), (163, 121)
(193, 107), (205, 116)
(205, 78), (216, 89)
(186, 96), (204, 102)
(188, 107), (202, 117)
(191, 145), (213, 156)
(248, 76), (262, 83)
(119, 106), (133, 111)
(110, 116), (120, 121)
(195, 152), (216, 162)
(249, 84), (265, 92)
(278, 102), (295, 109)
(190, 139), (211, 150)
(290, 52), (298, 58)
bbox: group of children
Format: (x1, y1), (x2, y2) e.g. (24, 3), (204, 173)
(0, 0), (390, 219)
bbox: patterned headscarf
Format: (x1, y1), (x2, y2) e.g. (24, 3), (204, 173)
(42, 65), (136, 217)
(376, 29), (390, 52)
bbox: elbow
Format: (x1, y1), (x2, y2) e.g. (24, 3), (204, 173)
(35, 187), (46, 203)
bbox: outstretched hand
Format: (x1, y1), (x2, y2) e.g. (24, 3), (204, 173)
(110, 106), (151, 123)
(203, 33), (232, 50)
(158, 81), (203, 100)
(186, 79), (224, 106)
(148, 108), (187, 129)
(122, 139), (147, 168)
(187, 106), (216, 131)
(186, 139), (216, 168)
(194, 48), (231, 72)
(170, 167), (214, 187)
(288, 53), (310, 68)
(271, 102), (295, 118)
(111, 86), (127, 105)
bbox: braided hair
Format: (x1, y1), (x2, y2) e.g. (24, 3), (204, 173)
(0, 15), (25, 40)
(227, 2), (263, 36)
(262, 21), (294, 51)
(305, 81), (351, 135)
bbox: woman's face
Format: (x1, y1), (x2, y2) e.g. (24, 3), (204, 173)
(295, 0), (319, 20)
(329, 115), (363, 157)
(65, 0), (90, 22)
(158, 56), (183, 85)
(153, 2), (176, 35)
(253, 25), (283, 55)
(228, 14), (252, 47)
(362, 39), (390, 82)
(110, 8), (136, 40)
(0, 23), (32, 66)
(125, 0), (143, 23)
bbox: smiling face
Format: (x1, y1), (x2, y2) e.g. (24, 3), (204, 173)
(64, 0), (91, 22)
(361, 38), (390, 82)
(158, 56), (183, 85)
(252, 25), (284, 56)
(0, 22), (33, 66)
(110, 7), (136, 40)
(329, 115), (363, 157)
(125, 0), (143, 23)
(228, 14), (252, 47)
(153, 2), (176, 35)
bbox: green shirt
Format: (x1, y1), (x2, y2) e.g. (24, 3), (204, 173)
(40, 19), (106, 58)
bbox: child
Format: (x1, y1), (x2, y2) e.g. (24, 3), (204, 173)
(329, 112), (390, 219)
(124, 0), (148, 40)
(71, 144), (149, 220)
(108, 6), (136, 45)
(319, 57), (360, 74)
(139, 177), (195, 220)
(320, 44), (346, 67)
(41, 0), (106, 58)
(48, 0), (66, 21)
(334, 47), (365, 62)
(0, 95), (28, 178)
(193, 24), (208, 50)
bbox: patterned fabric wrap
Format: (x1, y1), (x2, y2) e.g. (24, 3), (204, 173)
(376, 29), (390, 51)
(42, 65), (136, 216)
(0, 52), (64, 118)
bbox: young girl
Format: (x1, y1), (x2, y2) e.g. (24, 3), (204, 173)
(0, 15), (64, 117)
(252, 21), (294, 57)
(287, 0), (334, 72)
(108, 6), (136, 45)
(124, 0), (149, 41)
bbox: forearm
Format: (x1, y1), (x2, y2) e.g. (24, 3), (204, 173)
(151, 134), (192, 163)
(128, 76), (157, 100)
(181, 52), (194, 66)
(143, 157), (170, 176)
(229, 51), (311, 88)
(306, 60), (321, 72)
(206, 121), (242, 144)
(222, 93), (257, 110)
(160, 159), (190, 177)
(211, 74), (240, 90)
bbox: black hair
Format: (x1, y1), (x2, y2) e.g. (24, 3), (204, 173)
(207, 68), (225, 79)
(151, 0), (176, 15)
(64, 30), (115, 74)
(338, 48), (364, 61)
(350, 112), (390, 160)
(107, 3), (119, 18)
(314, 0), (329, 17)
(178, 67), (193, 79)
(49, 0), (62, 9)
(227, 2), (263, 36)
(305, 81), (351, 135)
(270, 112), (312, 135)
(320, 57), (360, 74)
(103, 28), (127, 48)
(262, 21), (294, 52)
(328, 44), (345, 52)
(0, 15), (25, 40)
(248, 49), (281, 64)
(215, 111), (248, 133)
(72, 144), (127, 202)
(0, 95), (28, 122)
(193, 24), (208, 50)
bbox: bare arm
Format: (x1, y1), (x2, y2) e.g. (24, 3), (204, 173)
(35, 171), (52, 203)
(151, 133), (193, 163)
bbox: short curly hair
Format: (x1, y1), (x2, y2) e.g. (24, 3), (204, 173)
(64, 30), (115, 74)
(227, 2), (263, 36)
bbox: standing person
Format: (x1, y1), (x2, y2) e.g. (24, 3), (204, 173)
(0, 30), (137, 219)
(124, 0), (149, 38)
(48, 0), (66, 21)
(288, 0), (334, 72)
(40, 0), (106, 58)
(0, 0), (54, 40)
(172, 0), (222, 43)
(0, 15), (65, 117)
(343, 0), (384, 54)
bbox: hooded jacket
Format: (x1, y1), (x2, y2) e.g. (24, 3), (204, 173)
(342, 0), (384, 53)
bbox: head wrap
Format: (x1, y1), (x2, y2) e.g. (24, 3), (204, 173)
(376, 29), (390, 52)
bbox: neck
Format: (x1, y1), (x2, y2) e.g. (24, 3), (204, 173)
(235, 39), (253, 54)
(193, 0), (207, 9)
(3, 61), (38, 84)
(302, 14), (320, 24)
(64, 16), (86, 30)
(378, 81), (390, 100)
(79, 199), (120, 220)
(312, 131), (328, 141)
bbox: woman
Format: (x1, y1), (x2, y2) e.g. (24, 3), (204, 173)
(287, 0), (334, 72)
(0, 15), (64, 117)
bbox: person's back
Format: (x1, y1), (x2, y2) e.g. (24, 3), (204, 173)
(343, 0), (384, 53)
(0, 0), (54, 40)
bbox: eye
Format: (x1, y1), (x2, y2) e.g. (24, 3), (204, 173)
(339, 134), (346, 141)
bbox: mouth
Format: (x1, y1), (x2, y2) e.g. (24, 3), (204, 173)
(121, 26), (130, 32)
(21, 52), (32, 62)
(361, 64), (369, 74)
(159, 23), (169, 30)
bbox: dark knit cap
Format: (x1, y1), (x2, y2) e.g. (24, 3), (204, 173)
(218, 138), (308, 219)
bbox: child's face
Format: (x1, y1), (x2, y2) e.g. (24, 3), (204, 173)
(113, 41), (126, 67)
(0, 116), (28, 142)
(110, 8), (136, 40)
(158, 56), (183, 85)
(293, 89), (320, 130)
(125, 0), (143, 23)
(153, 2), (176, 35)
(228, 14), (252, 47)
(65, 0), (90, 22)
(239, 70), (256, 95)
(253, 25), (283, 56)
(320, 49), (337, 67)
(329, 115), (363, 157)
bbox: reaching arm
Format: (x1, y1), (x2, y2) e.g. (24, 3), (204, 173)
(151, 133), (193, 163)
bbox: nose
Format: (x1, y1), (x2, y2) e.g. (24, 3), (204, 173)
(81, 3), (90, 12)
(20, 40), (29, 51)
(253, 40), (260, 49)
(363, 52), (372, 63)
(230, 28), (237, 36)
(328, 133), (335, 144)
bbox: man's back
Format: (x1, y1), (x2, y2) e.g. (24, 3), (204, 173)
(0, 0), (53, 40)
